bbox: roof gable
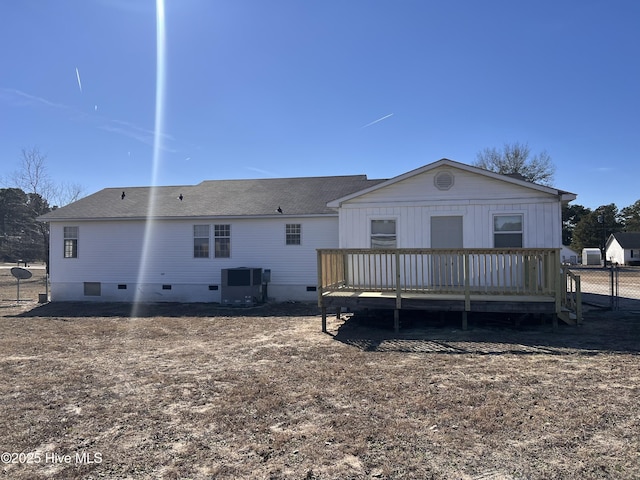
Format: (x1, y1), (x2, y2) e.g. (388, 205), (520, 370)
(327, 158), (576, 207)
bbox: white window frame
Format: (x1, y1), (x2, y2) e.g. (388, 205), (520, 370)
(193, 225), (210, 258)
(370, 218), (397, 249)
(214, 224), (231, 258)
(285, 224), (302, 245)
(63, 226), (79, 258)
(493, 214), (524, 248)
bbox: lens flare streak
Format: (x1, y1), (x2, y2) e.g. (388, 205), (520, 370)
(132, 0), (166, 314)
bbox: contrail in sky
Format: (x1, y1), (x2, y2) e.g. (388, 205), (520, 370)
(75, 67), (83, 93)
(361, 113), (393, 129)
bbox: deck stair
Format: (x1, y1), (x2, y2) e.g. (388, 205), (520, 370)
(560, 268), (582, 326)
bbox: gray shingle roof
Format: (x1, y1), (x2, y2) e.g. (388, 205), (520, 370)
(38, 175), (385, 221)
(611, 232), (640, 249)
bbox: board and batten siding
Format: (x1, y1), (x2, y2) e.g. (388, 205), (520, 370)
(48, 216), (338, 302)
(337, 167), (563, 249)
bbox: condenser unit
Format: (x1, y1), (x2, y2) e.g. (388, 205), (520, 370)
(221, 268), (263, 306)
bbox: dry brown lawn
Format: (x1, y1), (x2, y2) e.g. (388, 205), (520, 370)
(1, 265), (639, 479)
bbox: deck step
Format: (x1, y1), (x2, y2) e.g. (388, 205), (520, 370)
(558, 309), (577, 326)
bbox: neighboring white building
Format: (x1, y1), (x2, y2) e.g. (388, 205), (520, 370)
(38, 159), (576, 303)
(561, 245), (579, 265)
(606, 232), (640, 266)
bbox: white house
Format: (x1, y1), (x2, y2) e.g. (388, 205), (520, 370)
(561, 245), (579, 265)
(38, 159), (576, 304)
(605, 232), (640, 266)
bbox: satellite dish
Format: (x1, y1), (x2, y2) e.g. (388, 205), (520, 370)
(10, 267), (32, 303)
(11, 267), (32, 280)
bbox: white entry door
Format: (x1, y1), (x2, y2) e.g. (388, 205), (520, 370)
(430, 216), (463, 286)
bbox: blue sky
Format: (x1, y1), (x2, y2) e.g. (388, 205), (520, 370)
(1, 0), (638, 210)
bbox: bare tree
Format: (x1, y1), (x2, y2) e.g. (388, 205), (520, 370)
(7, 147), (85, 268)
(11, 147), (84, 207)
(11, 147), (56, 199)
(474, 142), (556, 186)
(55, 181), (85, 208)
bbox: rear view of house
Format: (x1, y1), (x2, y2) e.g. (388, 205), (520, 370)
(38, 159), (578, 326)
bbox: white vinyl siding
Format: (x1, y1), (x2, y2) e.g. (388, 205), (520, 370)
(47, 217), (338, 302)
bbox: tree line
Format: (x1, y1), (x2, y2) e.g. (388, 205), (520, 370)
(0, 187), (51, 263)
(1, 148), (83, 264)
(564, 201), (640, 252)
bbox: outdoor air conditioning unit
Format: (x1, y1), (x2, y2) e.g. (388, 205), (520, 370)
(221, 268), (263, 307)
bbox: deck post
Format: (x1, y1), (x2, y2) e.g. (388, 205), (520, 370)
(575, 275), (582, 324)
(395, 251), (402, 310)
(464, 253), (471, 311)
(461, 311), (468, 330)
(321, 306), (327, 333)
(394, 251), (401, 333)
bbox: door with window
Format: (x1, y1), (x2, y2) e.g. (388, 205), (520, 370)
(430, 216), (463, 287)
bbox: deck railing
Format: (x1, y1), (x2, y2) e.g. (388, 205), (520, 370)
(317, 248), (563, 300)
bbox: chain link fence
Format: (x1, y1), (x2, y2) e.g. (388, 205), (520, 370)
(567, 265), (640, 311)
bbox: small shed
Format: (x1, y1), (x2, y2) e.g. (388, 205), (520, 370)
(582, 248), (601, 266)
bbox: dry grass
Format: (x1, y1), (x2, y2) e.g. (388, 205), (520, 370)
(1, 265), (639, 479)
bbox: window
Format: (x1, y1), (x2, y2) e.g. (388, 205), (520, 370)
(193, 225), (210, 258)
(494, 214), (523, 248)
(286, 224), (301, 245)
(371, 219), (397, 248)
(64, 226), (78, 258)
(214, 224), (231, 258)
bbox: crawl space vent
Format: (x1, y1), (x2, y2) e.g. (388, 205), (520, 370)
(434, 171), (454, 190)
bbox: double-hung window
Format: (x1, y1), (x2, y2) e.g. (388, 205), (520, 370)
(214, 224), (231, 258)
(493, 214), (523, 248)
(63, 226), (78, 258)
(193, 225), (210, 258)
(286, 224), (301, 245)
(371, 219), (397, 249)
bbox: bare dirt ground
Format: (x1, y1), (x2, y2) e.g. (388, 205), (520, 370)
(1, 265), (639, 479)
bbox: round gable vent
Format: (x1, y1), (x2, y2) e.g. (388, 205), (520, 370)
(434, 171), (454, 191)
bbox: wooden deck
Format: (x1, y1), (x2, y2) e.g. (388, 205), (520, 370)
(317, 248), (581, 331)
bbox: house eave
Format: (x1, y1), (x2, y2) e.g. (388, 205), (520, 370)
(38, 213), (338, 223)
